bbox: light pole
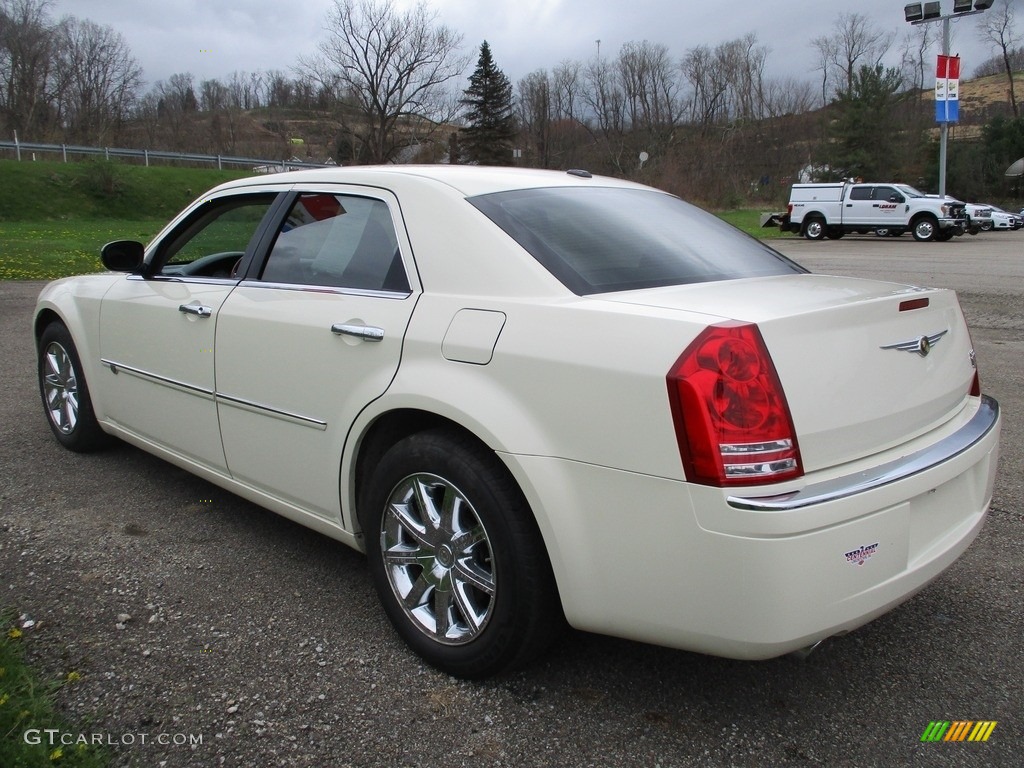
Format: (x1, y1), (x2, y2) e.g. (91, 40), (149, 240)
(904, 1), (992, 198)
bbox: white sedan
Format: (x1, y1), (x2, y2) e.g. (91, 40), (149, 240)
(35, 166), (1001, 678)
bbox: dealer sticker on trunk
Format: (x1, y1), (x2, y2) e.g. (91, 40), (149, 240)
(844, 543), (879, 566)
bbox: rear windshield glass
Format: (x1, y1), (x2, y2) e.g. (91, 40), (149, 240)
(469, 187), (805, 295)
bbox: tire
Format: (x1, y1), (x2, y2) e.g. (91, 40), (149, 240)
(825, 228), (845, 240)
(981, 221), (993, 232)
(360, 428), (563, 678)
(936, 229), (955, 242)
(912, 216), (938, 242)
(38, 323), (110, 452)
(804, 217), (826, 240)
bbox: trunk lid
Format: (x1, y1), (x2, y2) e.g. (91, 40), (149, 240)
(604, 274), (977, 473)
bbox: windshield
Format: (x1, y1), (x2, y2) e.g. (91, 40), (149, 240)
(897, 185), (926, 198)
(469, 187), (805, 295)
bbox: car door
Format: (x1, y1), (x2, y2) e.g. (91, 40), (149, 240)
(843, 185), (875, 226)
(98, 191), (283, 471)
(215, 186), (417, 524)
(870, 185), (905, 225)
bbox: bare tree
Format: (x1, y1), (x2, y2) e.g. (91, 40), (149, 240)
(51, 16), (142, 143)
(812, 13), (894, 103)
(978, 0), (1019, 116)
(517, 69), (551, 167)
(0, 0), (55, 135)
(299, 0), (468, 164)
(899, 22), (937, 97)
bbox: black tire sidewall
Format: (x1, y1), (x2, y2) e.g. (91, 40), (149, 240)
(38, 323), (108, 452)
(359, 429), (559, 678)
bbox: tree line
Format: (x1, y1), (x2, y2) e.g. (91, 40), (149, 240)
(3, 0), (1024, 206)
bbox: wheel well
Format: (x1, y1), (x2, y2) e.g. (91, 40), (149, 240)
(353, 410), (502, 525)
(801, 212), (825, 229)
(34, 309), (62, 345)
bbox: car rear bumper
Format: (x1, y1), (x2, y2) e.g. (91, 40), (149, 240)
(504, 395), (1000, 659)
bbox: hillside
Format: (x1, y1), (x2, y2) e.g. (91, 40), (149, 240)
(0, 160), (252, 222)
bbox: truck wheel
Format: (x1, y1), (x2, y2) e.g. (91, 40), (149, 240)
(912, 216), (937, 242)
(804, 217), (826, 240)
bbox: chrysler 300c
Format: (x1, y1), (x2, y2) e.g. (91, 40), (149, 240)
(34, 166), (1001, 678)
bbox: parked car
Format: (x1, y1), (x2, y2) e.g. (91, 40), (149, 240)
(35, 166), (1001, 678)
(980, 204), (1021, 230)
(965, 203), (994, 231)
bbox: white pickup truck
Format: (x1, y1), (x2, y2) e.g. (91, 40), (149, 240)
(779, 182), (970, 241)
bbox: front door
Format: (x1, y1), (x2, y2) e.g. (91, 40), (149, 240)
(98, 192), (281, 471)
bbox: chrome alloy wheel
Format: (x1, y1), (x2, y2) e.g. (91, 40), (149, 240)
(381, 473), (496, 645)
(43, 341), (79, 434)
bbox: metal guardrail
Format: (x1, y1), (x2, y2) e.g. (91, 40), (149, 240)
(0, 139), (330, 171)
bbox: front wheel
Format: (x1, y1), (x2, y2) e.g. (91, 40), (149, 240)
(912, 216), (938, 242)
(360, 429), (563, 678)
(38, 323), (110, 452)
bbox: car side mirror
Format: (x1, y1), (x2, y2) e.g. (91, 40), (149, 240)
(101, 240), (145, 273)
(888, 194), (904, 203)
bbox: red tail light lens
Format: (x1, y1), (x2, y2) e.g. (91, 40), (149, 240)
(667, 322), (803, 487)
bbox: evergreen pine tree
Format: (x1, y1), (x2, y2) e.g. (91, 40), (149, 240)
(460, 41), (516, 165)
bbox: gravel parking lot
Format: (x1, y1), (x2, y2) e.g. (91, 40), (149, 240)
(1, 230), (1020, 767)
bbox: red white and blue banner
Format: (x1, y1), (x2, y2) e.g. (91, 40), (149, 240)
(935, 55), (960, 123)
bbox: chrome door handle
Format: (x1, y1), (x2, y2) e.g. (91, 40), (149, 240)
(332, 323), (384, 342)
(179, 303), (213, 317)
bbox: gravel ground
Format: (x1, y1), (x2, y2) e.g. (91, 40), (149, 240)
(1, 233), (1021, 767)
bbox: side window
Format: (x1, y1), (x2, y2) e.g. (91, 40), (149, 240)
(260, 193), (408, 292)
(848, 187), (871, 201)
(873, 186), (900, 202)
(158, 194), (277, 278)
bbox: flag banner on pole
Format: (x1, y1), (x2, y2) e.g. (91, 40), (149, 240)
(936, 55), (961, 123)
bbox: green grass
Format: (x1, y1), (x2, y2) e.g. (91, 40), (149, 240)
(0, 159), (252, 223)
(0, 616), (108, 767)
(716, 209), (790, 239)
(0, 220), (166, 280)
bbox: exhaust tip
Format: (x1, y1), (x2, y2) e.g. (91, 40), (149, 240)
(788, 639), (826, 661)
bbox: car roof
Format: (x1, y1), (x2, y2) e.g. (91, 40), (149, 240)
(212, 165), (650, 198)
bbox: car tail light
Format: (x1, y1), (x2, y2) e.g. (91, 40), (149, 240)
(667, 322), (803, 487)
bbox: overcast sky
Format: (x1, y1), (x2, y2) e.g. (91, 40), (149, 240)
(47, 0), (1004, 91)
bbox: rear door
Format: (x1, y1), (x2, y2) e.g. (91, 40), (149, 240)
(843, 185), (876, 226)
(215, 186), (418, 524)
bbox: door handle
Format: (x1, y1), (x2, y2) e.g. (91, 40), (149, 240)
(179, 303), (212, 318)
(332, 323), (384, 342)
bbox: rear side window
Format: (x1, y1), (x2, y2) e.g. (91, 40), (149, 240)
(469, 187), (805, 295)
(848, 187), (872, 201)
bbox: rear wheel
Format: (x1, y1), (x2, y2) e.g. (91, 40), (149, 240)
(38, 323), (109, 452)
(912, 216), (938, 242)
(360, 428), (563, 678)
(804, 217), (826, 240)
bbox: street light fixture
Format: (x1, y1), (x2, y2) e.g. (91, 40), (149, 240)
(905, 0), (992, 198)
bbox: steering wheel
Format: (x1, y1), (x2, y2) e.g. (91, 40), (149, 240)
(174, 251), (245, 278)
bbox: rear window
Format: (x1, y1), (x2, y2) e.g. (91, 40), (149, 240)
(469, 187), (805, 295)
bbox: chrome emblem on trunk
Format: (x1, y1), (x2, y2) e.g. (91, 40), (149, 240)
(880, 330), (948, 357)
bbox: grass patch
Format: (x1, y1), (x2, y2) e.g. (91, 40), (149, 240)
(0, 220), (165, 280)
(0, 159), (252, 222)
(0, 615), (107, 767)
(715, 208), (790, 239)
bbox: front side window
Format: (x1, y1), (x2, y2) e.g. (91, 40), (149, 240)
(157, 194), (277, 278)
(470, 187), (805, 295)
(260, 193), (408, 292)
